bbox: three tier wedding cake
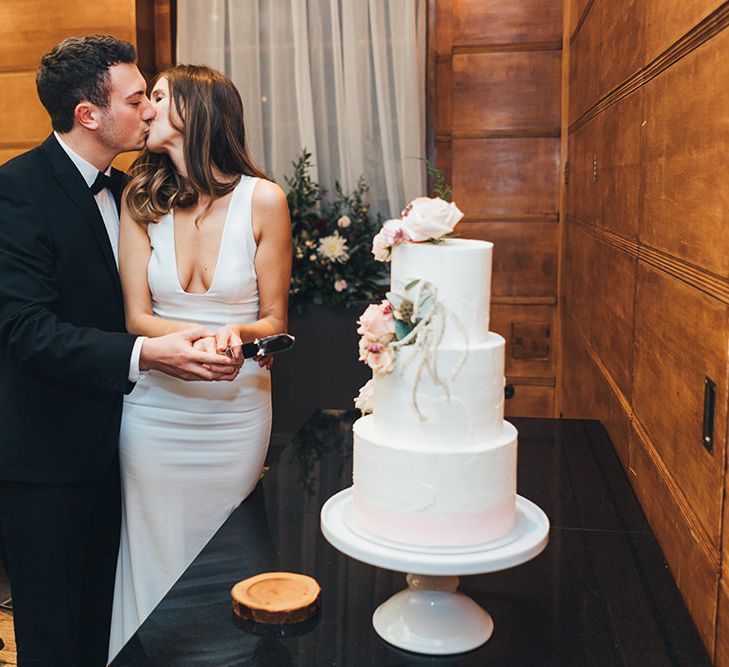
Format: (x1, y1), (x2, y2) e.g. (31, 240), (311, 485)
(351, 197), (517, 548)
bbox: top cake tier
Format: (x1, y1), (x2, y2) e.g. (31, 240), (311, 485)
(390, 238), (493, 346)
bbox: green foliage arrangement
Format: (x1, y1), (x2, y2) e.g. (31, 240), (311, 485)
(285, 150), (387, 312)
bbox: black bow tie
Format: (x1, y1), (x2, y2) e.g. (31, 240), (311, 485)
(90, 171), (112, 195)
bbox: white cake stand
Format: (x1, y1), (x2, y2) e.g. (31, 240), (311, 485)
(320, 487), (549, 655)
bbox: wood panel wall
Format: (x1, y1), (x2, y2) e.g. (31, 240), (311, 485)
(562, 0), (729, 660)
(0, 0), (173, 171)
(429, 0), (564, 418)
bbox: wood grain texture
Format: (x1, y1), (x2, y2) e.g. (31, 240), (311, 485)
(452, 51), (561, 134)
(504, 383), (554, 417)
(561, 316), (632, 466)
(435, 59), (452, 136)
(565, 120), (597, 224)
(643, 0), (721, 63)
(112, 151), (140, 172)
(641, 25), (729, 279)
(434, 0), (453, 56)
(633, 261), (728, 549)
(568, 0), (593, 39)
(587, 235), (636, 401)
(492, 304), (556, 377)
(629, 423), (719, 654)
(0, 0), (135, 72)
(433, 0), (563, 417)
(594, 88), (642, 240)
(0, 147), (33, 166)
(717, 575), (729, 667)
(461, 221), (558, 298)
(565, 2), (729, 653)
(0, 610), (16, 665)
(452, 137), (560, 217)
(0, 72), (52, 145)
(568, 5), (600, 124)
(563, 222), (594, 340)
(595, 0), (644, 101)
(452, 0), (562, 47)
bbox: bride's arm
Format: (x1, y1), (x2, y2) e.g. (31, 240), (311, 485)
(216, 179), (292, 352)
(118, 198), (199, 337)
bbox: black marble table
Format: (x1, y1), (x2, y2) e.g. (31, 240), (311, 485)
(111, 412), (711, 666)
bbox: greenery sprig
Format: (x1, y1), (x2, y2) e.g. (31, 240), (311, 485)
(285, 150), (387, 313)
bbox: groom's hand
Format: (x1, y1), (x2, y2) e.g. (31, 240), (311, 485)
(139, 327), (241, 381)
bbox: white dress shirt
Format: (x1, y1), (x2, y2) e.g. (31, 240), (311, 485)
(54, 132), (145, 382)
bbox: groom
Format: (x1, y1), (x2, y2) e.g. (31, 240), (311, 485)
(0, 35), (239, 665)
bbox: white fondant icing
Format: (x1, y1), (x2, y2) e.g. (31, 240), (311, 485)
(390, 239), (492, 345)
(353, 416), (518, 546)
(352, 236), (518, 548)
(372, 334), (505, 448)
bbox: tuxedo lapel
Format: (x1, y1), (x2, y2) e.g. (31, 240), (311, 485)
(110, 167), (127, 213)
(40, 135), (123, 302)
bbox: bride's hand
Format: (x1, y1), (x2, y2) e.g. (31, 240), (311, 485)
(192, 335), (218, 354)
(216, 324), (244, 362)
(193, 334), (241, 380)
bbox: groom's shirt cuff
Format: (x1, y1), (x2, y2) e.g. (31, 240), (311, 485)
(128, 336), (147, 383)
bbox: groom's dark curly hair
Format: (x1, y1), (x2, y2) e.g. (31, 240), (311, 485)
(36, 35), (137, 133)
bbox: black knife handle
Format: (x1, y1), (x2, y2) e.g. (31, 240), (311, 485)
(240, 333), (295, 359)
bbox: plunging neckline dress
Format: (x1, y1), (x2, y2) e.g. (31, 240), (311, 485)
(109, 176), (272, 657)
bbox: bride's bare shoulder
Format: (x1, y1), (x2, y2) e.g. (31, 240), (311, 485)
(251, 178), (287, 213)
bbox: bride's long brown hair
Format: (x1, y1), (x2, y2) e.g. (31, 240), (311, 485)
(125, 64), (267, 225)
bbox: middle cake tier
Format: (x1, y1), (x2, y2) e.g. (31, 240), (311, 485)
(372, 331), (506, 447)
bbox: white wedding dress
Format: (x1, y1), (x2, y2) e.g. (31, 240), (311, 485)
(109, 176), (272, 658)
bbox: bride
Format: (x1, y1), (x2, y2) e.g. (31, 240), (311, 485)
(108, 64), (292, 656)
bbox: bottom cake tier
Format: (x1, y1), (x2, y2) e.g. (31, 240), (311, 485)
(352, 416), (518, 547)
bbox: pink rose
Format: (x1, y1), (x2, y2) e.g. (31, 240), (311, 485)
(400, 197), (463, 242)
(381, 219), (411, 245)
(356, 301), (395, 343)
(372, 219), (411, 262)
(358, 339), (396, 374)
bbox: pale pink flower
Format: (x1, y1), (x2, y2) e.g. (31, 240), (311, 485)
(400, 196), (463, 242)
(334, 279), (348, 292)
(356, 301), (395, 343)
(358, 338), (396, 374)
(381, 219), (410, 245)
(354, 378), (375, 414)
(372, 229), (391, 261)
(337, 215), (352, 228)
(372, 219), (411, 262)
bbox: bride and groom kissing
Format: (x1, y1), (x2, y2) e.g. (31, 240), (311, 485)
(0, 34), (292, 665)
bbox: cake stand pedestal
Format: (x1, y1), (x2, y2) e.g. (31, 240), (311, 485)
(320, 488), (549, 655)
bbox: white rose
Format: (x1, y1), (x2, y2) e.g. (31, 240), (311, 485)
(372, 229), (391, 262)
(354, 378), (375, 414)
(400, 197), (463, 242)
(337, 215), (351, 228)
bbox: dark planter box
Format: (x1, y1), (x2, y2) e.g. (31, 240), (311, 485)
(271, 303), (370, 436)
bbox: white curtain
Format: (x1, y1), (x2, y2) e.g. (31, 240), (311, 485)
(176, 0), (426, 218)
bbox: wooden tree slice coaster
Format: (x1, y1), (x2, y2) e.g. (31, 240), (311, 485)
(232, 572), (320, 625)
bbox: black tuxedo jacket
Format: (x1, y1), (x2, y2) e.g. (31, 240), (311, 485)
(0, 135), (137, 483)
